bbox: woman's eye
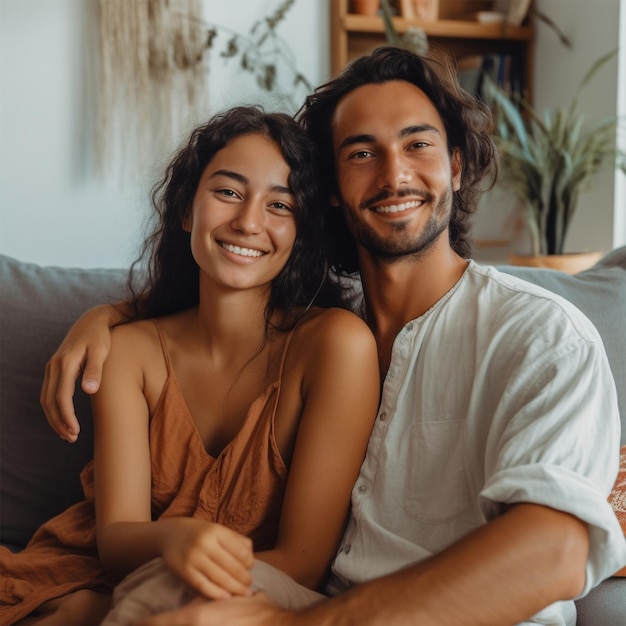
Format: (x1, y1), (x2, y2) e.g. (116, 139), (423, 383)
(216, 188), (238, 198)
(269, 201), (293, 213)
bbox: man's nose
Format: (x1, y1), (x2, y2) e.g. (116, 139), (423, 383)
(377, 152), (412, 190)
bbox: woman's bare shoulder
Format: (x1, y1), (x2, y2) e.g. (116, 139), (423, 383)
(292, 307), (376, 363)
(298, 307), (371, 338)
(111, 310), (191, 342)
(108, 311), (191, 363)
(110, 317), (156, 346)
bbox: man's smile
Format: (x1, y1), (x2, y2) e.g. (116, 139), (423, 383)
(372, 199), (424, 214)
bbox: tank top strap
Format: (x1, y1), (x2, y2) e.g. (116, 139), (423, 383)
(151, 319), (173, 375)
(276, 325), (298, 383)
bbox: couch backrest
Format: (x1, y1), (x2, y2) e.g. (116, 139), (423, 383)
(1, 249), (625, 549)
(497, 246), (626, 444)
(0, 254), (127, 548)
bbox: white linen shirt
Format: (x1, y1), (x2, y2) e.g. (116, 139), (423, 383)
(331, 261), (626, 625)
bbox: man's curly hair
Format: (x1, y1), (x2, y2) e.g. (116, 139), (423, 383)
(297, 46), (498, 274)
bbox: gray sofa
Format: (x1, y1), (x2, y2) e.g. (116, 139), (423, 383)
(1, 250), (625, 624)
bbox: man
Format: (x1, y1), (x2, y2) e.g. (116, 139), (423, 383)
(42, 48), (626, 625)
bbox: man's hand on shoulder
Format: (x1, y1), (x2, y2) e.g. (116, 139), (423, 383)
(40, 303), (125, 442)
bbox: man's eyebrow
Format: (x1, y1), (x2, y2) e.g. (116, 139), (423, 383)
(338, 134), (376, 151)
(338, 124), (441, 151)
(400, 124), (440, 137)
(210, 169), (292, 195)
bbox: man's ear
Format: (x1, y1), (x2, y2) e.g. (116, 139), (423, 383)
(329, 193), (341, 209)
(451, 149), (462, 192)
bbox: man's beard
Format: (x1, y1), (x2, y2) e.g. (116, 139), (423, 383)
(343, 187), (453, 264)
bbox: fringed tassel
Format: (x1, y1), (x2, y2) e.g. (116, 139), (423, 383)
(97, 0), (207, 176)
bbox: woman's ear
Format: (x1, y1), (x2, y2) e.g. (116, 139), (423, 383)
(182, 212), (192, 232)
(329, 193), (341, 209)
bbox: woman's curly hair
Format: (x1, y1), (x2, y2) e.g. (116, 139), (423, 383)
(127, 106), (344, 329)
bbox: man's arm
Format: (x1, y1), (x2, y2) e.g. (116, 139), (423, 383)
(40, 302), (128, 442)
(306, 503), (588, 626)
(141, 502), (589, 626)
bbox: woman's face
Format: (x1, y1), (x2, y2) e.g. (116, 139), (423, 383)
(186, 133), (297, 294)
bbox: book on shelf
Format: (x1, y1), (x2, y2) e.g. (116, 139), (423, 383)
(457, 52), (525, 102)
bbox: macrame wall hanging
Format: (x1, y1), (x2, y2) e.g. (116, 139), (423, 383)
(98, 0), (207, 175)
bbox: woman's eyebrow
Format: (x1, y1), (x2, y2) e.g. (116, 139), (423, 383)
(210, 169), (291, 195)
(210, 169), (247, 184)
(270, 184), (292, 195)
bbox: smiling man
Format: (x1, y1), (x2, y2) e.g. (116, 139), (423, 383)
(332, 81), (460, 267)
(42, 47), (626, 625)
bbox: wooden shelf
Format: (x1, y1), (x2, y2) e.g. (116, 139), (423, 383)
(343, 14), (532, 41)
(331, 1), (535, 100)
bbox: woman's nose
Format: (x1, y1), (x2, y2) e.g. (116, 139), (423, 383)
(231, 200), (263, 233)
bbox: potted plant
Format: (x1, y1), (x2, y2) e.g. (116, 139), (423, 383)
(484, 50), (626, 272)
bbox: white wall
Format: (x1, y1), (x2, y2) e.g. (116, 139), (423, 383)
(533, 0), (623, 253)
(0, 0), (330, 269)
(1, 0), (623, 268)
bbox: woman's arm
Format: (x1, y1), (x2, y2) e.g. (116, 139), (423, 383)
(256, 308), (380, 589)
(91, 323), (254, 599)
(41, 303), (128, 441)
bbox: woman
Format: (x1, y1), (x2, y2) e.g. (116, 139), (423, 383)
(0, 107), (379, 625)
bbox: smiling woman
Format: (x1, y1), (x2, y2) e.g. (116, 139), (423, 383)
(0, 106), (381, 625)
(185, 134), (297, 293)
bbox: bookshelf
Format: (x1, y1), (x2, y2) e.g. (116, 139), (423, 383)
(331, 0), (535, 101)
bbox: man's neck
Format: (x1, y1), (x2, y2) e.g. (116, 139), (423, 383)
(359, 238), (469, 377)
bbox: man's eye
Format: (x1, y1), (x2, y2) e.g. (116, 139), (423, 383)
(410, 141), (429, 149)
(352, 150), (372, 159)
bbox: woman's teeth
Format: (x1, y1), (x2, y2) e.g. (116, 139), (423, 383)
(221, 242), (264, 257)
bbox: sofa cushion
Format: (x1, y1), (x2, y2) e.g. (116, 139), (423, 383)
(498, 246), (626, 445)
(0, 254), (127, 549)
(608, 444), (626, 576)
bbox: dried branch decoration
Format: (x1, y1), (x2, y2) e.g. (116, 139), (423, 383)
(98, 0), (207, 174)
(206, 0), (312, 112)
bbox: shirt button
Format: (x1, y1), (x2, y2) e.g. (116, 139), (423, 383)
(379, 412), (387, 421)
(344, 544), (351, 554)
(358, 484), (367, 493)
(406, 322), (413, 331)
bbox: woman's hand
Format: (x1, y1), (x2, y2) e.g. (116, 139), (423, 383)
(162, 519), (255, 600)
(40, 303), (125, 442)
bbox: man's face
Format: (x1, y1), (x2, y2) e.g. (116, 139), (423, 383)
(331, 80), (462, 263)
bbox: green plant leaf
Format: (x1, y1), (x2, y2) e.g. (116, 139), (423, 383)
(488, 51), (624, 254)
(380, 0), (402, 47)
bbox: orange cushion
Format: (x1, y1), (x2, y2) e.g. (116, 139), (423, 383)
(608, 444), (626, 576)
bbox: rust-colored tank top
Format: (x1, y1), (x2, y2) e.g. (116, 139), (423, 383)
(0, 321), (292, 625)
